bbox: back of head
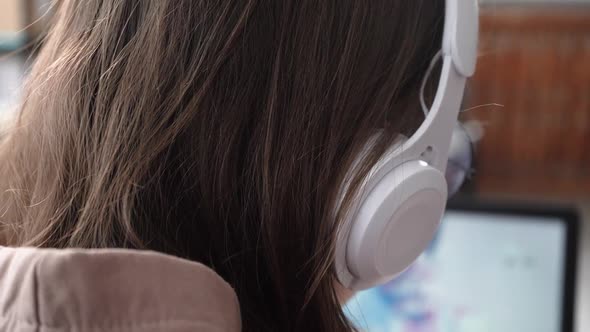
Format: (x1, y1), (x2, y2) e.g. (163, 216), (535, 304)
(0, 1), (444, 331)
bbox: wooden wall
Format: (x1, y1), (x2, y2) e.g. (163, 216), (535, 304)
(466, 7), (590, 197)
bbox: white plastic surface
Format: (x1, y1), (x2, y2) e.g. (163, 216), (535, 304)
(339, 161), (447, 290)
(443, 0), (479, 76)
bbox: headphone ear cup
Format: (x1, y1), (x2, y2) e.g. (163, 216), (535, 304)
(339, 161), (447, 290)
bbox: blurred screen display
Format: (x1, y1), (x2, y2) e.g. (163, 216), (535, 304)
(345, 211), (567, 332)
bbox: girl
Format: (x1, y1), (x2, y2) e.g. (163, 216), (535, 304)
(0, 1), (445, 331)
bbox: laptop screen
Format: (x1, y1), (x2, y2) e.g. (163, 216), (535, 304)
(345, 210), (568, 332)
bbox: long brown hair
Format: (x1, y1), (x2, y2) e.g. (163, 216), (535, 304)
(0, 1), (444, 331)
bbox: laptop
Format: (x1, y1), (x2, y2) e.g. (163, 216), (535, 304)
(345, 197), (579, 332)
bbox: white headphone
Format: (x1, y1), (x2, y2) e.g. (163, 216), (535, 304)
(335, 0), (479, 291)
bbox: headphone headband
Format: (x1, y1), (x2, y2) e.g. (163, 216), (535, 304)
(444, 0), (479, 77)
(400, 0), (479, 174)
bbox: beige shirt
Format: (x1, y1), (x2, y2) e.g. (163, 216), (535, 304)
(0, 247), (241, 332)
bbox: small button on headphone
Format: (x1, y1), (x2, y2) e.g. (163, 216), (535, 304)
(335, 0), (479, 291)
